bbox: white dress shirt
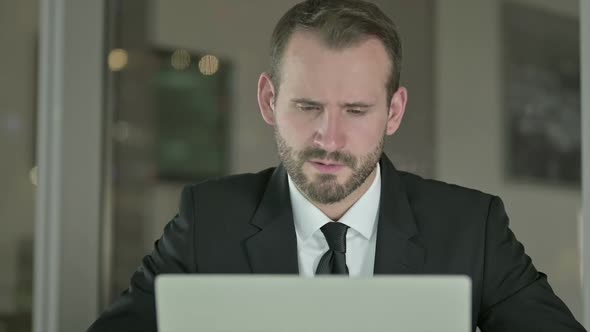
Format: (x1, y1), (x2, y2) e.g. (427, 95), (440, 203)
(288, 164), (381, 277)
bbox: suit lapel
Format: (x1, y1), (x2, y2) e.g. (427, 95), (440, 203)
(374, 156), (425, 275)
(244, 155), (425, 275)
(245, 165), (299, 274)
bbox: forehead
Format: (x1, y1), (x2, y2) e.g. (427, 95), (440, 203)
(278, 30), (391, 101)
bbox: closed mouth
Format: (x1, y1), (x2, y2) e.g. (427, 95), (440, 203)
(310, 160), (344, 166)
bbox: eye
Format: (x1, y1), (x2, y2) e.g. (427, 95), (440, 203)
(347, 109), (366, 115)
(298, 105), (321, 112)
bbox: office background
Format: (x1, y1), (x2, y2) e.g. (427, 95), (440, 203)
(1, 0), (589, 331)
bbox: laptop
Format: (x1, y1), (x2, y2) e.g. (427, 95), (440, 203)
(156, 275), (471, 332)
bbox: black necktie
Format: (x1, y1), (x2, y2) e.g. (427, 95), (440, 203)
(315, 222), (350, 275)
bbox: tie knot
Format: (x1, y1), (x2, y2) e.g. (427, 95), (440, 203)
(320, 222), (349, 253)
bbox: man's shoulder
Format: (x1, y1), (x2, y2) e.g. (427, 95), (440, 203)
(175, 168), (277, 228)
(183, 167), (277, 201)
(397, 170), (495, 212)
(399, 171), (493, 198)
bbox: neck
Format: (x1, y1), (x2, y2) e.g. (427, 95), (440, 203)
(311, 167), (378, 221)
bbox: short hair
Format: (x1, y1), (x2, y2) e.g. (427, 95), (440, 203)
(269, 0), (403, 103)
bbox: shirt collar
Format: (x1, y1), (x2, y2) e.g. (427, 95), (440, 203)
(288, 163), (381, 241)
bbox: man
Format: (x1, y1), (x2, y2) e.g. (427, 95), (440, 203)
(88, 0), (586, 331)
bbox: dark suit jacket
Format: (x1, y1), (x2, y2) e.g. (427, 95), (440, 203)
(87, 155), (585, 332)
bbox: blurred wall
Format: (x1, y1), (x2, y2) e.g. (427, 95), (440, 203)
(0, 0), (38, 314)
(435, 0), (582, 319)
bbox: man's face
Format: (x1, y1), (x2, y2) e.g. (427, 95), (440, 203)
(259, 31), (405, 204)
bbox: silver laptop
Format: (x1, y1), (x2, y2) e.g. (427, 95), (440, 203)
(156, 275), (471, 332)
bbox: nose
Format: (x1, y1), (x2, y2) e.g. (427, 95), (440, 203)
(313, 109), (346, 152)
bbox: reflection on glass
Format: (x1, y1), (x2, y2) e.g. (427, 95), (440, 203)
(103, 0), (234, 303)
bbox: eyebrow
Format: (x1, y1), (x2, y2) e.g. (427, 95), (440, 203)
(291, 98), (323, 106)
(290, 98), (374, 108)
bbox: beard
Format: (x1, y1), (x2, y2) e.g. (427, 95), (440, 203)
(275, 129), (384, 205)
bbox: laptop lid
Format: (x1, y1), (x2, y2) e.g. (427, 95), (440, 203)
(156, 275), (471, 332)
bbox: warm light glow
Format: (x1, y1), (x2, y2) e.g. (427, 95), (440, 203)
(30, 166), (38, 186)
(171, 49), (191, 70)
(198, 54), (219, 75)
(108, 49), (128, 71)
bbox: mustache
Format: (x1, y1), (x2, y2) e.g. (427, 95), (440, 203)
(299, 148), (356, 168)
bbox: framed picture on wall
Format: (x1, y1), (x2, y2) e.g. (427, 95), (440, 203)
(152, 48), (232, 182)
(502, 2), (581, 185)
